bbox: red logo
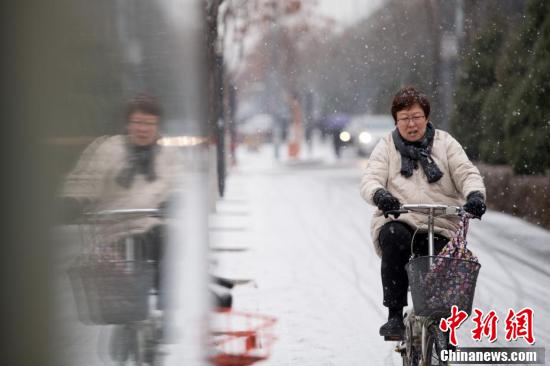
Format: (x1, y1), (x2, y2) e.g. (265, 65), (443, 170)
(504, 308), (535, 344)
(471, 308), (498, 343)
(439, 305), (469, 346)
(438, 306), (536, 345)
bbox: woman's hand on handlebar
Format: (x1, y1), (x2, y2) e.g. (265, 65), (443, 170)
(463, 191), (486, 219)
(373, 189), (402, 218)
(384, 208), (408, 219)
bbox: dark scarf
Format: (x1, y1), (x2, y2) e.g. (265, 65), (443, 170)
(392, 122), (443, 183)
(116, 138), (158, 188)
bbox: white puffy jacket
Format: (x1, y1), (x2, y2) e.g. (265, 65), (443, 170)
(62, 135), (184, 242)
(360, 129), (486, 257)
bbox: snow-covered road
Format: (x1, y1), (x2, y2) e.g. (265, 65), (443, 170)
(211, 143), (550, 366)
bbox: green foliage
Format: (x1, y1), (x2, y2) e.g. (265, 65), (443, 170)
(478, 87), (507, 163)
(452, 0), (550, 174)
(451, 20), (505, 160)
(502, 0), (550, 174)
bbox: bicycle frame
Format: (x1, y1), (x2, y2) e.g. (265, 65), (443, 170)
(390, 204), (467, 366)
(401, 204), (464, 256)
(81, 208), (164, 364)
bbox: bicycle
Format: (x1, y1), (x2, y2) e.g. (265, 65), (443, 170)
(70, 208), (164, 365)
(384, 204), (481, 366)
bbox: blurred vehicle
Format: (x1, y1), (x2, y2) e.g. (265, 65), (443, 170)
(237, 113), (274, 151)
(342, 114), (394, 157)
(322, 113), (352, 158)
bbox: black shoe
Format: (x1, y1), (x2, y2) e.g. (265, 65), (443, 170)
(379, 316), (405, 337)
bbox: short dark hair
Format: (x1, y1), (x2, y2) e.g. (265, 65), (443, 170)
(390, 86), (430, 123)
(126, 93), (162, 120)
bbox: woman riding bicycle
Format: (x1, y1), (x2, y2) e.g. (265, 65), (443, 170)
(61, 93), (183, 299)
(360, 86), (487, 338)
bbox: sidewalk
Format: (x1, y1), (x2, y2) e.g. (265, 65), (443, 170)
(208, 142), (396, 366)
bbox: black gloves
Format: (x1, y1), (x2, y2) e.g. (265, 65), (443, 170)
(373, 189), (402, 218)
(463, 191), (486, 218)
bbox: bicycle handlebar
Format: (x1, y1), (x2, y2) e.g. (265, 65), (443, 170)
(85, 208), (164, 220)
(402, 204), (465, 217)
(384, 204), (472, 219)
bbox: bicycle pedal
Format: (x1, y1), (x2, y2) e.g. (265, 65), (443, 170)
(394, 342), (406, 353)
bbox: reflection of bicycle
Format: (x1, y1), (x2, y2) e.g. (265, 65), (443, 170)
(385, 204), (481, 366)
(70, 208), (164, 365)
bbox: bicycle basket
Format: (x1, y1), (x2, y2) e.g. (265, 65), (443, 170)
(406, 256), (481, 318)
(209, 308), (277, 366)
(68, 256), (154, 325)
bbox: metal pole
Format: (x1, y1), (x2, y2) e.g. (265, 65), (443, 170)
(160, 2), (210, 365)
(428, 208), (435, 257)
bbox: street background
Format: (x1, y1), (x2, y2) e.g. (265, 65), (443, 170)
(4, 1), (549, 365)
(211, 137), (550, 365)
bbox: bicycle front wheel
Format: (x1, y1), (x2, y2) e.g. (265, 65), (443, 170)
(401, 317), (421, 366)
(425, 324), (452, 366)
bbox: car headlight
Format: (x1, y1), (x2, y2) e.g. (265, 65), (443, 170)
(359, 131), (372, 144)
(339, 131), (351, 142)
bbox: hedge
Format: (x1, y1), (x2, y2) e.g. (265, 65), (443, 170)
(477, 164), (550, 229)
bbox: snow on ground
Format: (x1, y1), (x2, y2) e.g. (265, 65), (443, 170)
(211, 139), (550, 366)
(52, 136), (549, 365)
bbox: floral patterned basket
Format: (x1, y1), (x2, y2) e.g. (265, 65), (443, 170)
(406, 216), (481, 318)
(68, 255), (154, 325)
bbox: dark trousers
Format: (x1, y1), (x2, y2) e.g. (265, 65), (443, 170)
(139, 225), (165, 294)
(379, 221), (448, 309)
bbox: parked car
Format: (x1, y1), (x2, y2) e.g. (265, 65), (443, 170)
(237, 113), (274, 151)
(342, 114), (394, 157)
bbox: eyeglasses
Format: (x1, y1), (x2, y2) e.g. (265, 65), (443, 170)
(129, 120), (158, 127)
(396, 115), (425, 124)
